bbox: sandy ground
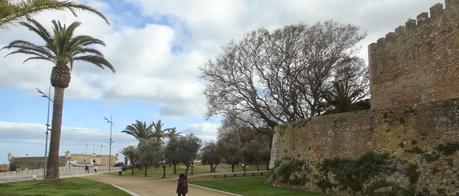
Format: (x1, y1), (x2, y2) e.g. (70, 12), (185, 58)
(84, 174), (234, 196)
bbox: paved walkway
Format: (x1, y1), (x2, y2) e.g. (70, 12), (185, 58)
(84, 174), (235, 196)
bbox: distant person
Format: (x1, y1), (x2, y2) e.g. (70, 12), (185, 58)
(85, 164), (89, 173)
(176, 173), (188, 196)
(93, 160), (97, 173)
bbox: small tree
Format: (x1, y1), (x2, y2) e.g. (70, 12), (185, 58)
(120, 146), (137, 176)
(177, 134), (201, 175)
(159, 147), (167, 178)
(165, 136), (180, 174)
(241, 141), (270, 171)
(137, 139), (161, 177)
(218, 142), (241, 172)
(201, 142), (221, 172)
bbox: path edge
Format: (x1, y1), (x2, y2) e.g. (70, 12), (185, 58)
(189, 183), (242, 196)
(111, 184), (141, 196)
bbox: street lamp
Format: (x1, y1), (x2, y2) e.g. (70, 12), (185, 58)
(104, 116), (113, 172)
(37, 87), (52, 178)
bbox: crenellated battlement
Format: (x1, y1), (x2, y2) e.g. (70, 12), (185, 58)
(369, 0), (459, 109)
(369, 2), (455, 53)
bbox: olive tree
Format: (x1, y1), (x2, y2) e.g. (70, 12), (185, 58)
(201, 142), (221, 173)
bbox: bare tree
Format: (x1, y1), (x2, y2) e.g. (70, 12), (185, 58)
(202, 21), (366, 128)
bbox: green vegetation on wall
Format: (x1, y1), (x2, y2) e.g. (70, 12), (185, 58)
(269, 159), (308, 185)
(317, 152), (392, 193)
(269, 152), (426, 195)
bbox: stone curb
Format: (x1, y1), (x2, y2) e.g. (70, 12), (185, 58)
(189, 183), (241, 196)
(111, 184), (141, 196)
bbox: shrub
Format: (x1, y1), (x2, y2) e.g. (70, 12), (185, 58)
(269, 159), (310, 187)
(405, 146), (424, 154)
(318, 152), (391, 193)
(435, 142), (459, 156)
(422, 151), (440, 162)
(289, 175), (308, 185)
(272, 160), (304, 183)
(406, 163), (419, 184)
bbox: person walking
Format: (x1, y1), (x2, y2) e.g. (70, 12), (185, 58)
(85, 164), (89, 173)
(176, 173), (188, 196)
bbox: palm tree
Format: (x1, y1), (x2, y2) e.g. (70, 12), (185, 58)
(120, 146), (137, 176)
(165, 127), (181, 139)
(2, 18), (115, 179)
(0, 0), (108, 27)
(323, 81), (364, 113)
(151, 120), (170, 143)
(122, 120), (153, 142)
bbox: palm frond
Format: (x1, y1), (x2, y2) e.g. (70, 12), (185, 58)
(3, 40), (54, 57)
(4, 18), (115, 75)
(6, 48), (49, 59)
(0, 0), (109, 27)
(73, 55), (115, 73)
(62, 21), (80, 52)
(69, 35), (105, 48)
(71, 48), (104, 56)
(19, 18), (51, 43)
(122, 120), (153, 142)
(24, 56), (54, 63)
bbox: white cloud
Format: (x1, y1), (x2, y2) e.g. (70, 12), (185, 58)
(185, 122), (220, 142)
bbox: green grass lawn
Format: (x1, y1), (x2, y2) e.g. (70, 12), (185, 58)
(0, 177), (129, 196)
(190, 176), (322, 196)
(115, 163), (267, 177)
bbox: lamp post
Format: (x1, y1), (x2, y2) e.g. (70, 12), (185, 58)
(104, 116), (113, 172)
(37, 87), (52, 178)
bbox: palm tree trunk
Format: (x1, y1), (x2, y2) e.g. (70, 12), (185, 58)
(46, 87), (65, 179)
(144, 166), (148, 177)
(131, 163), (134, 176)
(173, 162), (177, 174)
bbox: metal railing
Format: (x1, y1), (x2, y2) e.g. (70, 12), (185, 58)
(0, 166), (121, 183)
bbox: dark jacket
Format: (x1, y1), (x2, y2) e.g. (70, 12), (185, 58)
(176, 176), (188, 193)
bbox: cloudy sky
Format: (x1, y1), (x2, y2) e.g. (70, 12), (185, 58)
(0, 0), (443, 163)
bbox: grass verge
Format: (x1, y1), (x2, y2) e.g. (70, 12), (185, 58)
(0, 177), (129, 196)
(190, 176), (322, 196)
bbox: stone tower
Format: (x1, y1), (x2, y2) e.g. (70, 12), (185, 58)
(369, 1), (459, 109)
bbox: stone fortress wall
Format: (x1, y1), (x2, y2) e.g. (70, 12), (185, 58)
(270, 1), (459, 195)
(369, 1), (459, 109)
